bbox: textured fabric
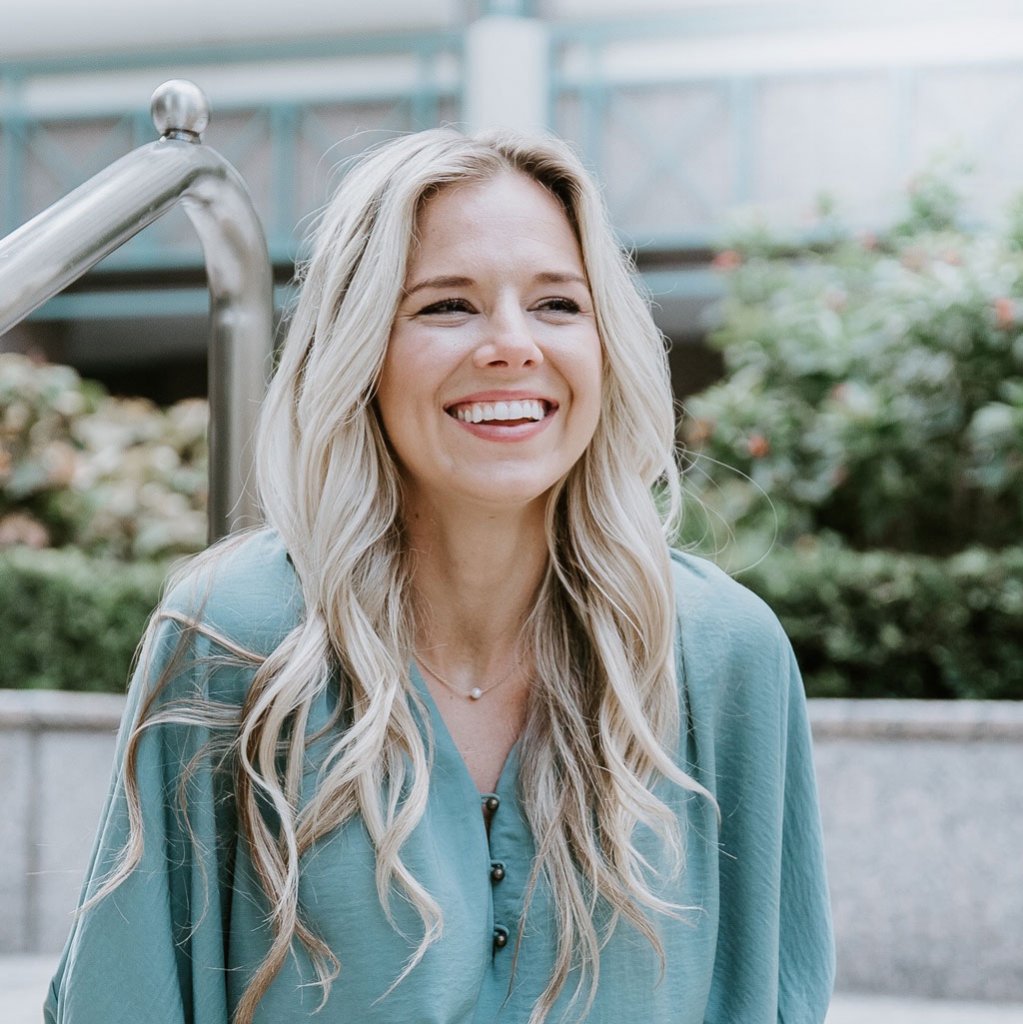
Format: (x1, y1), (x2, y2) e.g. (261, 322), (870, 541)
(45, 528), (834, 1023)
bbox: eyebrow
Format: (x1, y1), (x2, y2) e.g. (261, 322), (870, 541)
(403, 271), (589, 297)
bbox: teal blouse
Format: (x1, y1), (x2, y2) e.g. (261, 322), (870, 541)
(45, 529), (834, 1023)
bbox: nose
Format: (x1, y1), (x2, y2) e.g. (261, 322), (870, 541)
(473, 305), (544, 370)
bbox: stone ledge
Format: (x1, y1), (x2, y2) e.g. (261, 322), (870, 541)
(0, 690), (125, 732)
(3, 690), (1021, 739)
(808, 698), (1023, 741)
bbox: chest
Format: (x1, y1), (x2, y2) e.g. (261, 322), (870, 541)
(425, 682), (527, 795)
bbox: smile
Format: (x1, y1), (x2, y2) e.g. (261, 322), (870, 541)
(447, 398), (553, 424)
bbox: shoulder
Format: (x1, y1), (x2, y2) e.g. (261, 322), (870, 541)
(669, 549), (789, 658)
(668, 549), (797, 715)
(159, 526), (305, 657)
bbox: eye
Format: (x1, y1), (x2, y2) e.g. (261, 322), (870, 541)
(418, 298), (475, 316)
(535, 297), (582, 315)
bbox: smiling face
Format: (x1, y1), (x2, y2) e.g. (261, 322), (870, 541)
(376, 170), (603, 520)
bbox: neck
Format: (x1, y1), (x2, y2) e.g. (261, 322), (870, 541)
(403, 496), (549, 679)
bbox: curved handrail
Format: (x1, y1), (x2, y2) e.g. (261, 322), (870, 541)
(0, 81), (273, 541)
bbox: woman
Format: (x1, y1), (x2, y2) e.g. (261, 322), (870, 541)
(45, 129), (834, 1024)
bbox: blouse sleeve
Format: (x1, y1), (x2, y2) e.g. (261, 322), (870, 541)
(701, 621), (835, 1024)
(44, 614), (240, 1024)
(775, 643), (836, 1023)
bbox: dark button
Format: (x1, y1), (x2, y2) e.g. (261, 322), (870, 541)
(493, 926), (509, 950)
(490, 862), (506, 883)
(483, 795), (500, 814)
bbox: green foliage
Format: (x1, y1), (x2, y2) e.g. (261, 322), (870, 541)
(0, 353), (208, 560)
(680, 169), (1023, 699)
(685, 174), (1023, 555)
(4, 540), (1018, 698)
(0, 546), (166, 692)
(742, 541), (1023, 700)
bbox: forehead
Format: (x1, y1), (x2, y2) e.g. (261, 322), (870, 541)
(408, 171), (583, 273)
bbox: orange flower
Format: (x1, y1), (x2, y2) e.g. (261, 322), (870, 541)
(0, 512), (50, 549)
(824, 287), (847, 312)
(686, 418), (715, 445)
(712, 249), (742, 271)
(900, 248), (926, 271)
(994, 297), (1016, 330)
(746, 433), (770, 458)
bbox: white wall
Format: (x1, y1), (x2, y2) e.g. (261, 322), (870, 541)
(2, 0), (461, 58)
(546, 0), (1023, 25)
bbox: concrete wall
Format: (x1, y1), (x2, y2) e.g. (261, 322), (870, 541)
(813, 700), (1023, 1002)
(1, 690), (1021, 1000)
(0, 691), (125, 955)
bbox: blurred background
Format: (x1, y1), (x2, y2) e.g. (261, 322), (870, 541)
(1, 1), (1022, 1022)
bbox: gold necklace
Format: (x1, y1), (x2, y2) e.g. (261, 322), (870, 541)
(417, 651), (523, 702)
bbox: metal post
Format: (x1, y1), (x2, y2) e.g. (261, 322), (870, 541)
(0, 80), (273, 542)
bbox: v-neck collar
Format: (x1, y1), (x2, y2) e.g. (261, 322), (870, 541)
(409, 661), (522, 805)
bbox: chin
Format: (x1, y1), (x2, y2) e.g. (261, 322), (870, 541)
(471, 484), (554, 511)
(447, 473), (560, 512)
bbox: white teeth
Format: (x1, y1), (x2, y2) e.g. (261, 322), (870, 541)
(454, 399), (546, 423)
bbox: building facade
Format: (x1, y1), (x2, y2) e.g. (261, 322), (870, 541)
(4, 0), (1023, 399)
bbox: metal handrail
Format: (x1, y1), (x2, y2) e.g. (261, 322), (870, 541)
(0, 80), (273, 541)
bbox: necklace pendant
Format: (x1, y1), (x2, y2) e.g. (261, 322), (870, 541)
(469, 687), (483, 701)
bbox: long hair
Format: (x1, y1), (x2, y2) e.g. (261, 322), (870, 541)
(116, 128), (712, 1024)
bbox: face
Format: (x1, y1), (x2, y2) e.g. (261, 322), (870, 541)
(377, 170), (603, 519)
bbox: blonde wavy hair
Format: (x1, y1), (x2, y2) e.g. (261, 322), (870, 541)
(111, 128), (713, 1024)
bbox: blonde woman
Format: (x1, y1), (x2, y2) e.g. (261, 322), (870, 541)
(46, 129), (834, 1024)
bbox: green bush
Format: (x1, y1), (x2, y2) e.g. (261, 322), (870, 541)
(0, 353), (208, 560)
(683, 167), (1023, 555)
(0, 546), (166, 692)
(3, 541), (1018, 698)
(740, 541), (1023, 700)
(675, 169), (1023, 699)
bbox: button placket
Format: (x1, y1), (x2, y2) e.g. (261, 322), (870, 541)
(482, 792), (512, 954)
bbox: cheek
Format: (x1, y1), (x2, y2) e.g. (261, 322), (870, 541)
(375, 331), (456, 454)
(374, 362), (398, 428)
(380, 324), (462, 391)
(374, 347), (413, 448)
(571, 339), (605, 426)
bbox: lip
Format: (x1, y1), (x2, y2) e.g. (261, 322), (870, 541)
(450, 416), (555, 443)
(443, 389), (559, 412)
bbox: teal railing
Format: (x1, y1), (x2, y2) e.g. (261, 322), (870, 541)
(6, 7), (1023, 323)
(1, 30), (462, 316)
